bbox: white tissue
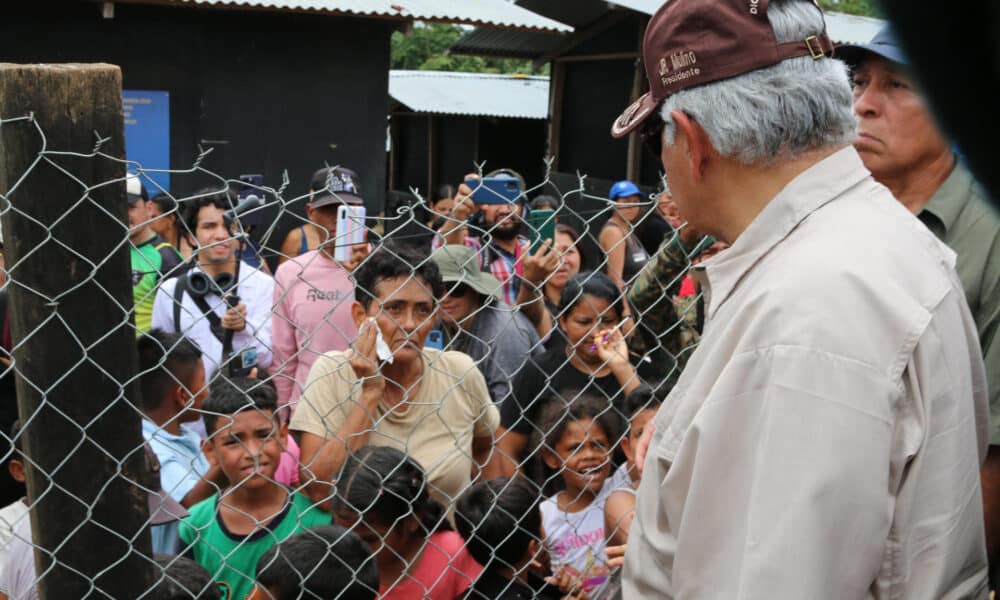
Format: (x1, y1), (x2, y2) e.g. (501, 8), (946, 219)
(370, 318), (394, 364)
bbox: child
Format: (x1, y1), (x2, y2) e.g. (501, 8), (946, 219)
(149, 555), (222, 600)
(139, 330), (225, 508)
(604, 383), (665, 545)
(332, 446), (481, 600)
(178, 376), (329, 600)
(251, 525), (379, 600)
(139, 330), (227, 555)
(538, 393), (622, 598)
(456, 477), (562, 600)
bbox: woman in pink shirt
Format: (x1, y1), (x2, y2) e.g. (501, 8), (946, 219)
(333, 446), (482, 600)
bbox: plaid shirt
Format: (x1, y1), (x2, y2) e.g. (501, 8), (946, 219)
(432, 234), (528, 306)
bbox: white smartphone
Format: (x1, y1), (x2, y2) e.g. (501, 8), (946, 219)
(334, 205), (366, 262)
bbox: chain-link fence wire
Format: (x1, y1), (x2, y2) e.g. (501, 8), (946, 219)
(0, 110), (717, 599)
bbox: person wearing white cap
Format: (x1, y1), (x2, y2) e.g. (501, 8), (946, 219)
(127, 173), (182, 335)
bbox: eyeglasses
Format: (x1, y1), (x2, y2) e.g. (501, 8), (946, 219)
(640, 113), (665, 159)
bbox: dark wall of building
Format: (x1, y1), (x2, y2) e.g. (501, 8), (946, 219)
(1, 1), (394, 264)
(390, 114), (546, 199)
(554, 14), (658, 186)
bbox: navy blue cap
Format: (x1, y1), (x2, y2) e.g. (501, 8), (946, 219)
(837, 26), (908, 68)
(609, 180), (641, 200)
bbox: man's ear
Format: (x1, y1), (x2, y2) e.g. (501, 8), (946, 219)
(671, 109), (713, 183)
(7, 459), (25, 484)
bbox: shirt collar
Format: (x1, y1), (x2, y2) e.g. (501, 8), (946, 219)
(918, 158), (970, 238)
(693, 146), (870, 320)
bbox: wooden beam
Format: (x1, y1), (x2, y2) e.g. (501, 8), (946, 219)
(0, 63), (154, 598)
(546, 60), (565, 172)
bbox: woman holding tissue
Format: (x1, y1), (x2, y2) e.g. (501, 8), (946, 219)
(291, 243), (500, 510)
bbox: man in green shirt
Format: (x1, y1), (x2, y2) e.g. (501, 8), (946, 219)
(842, 28), (1000, 583)
(127, 175), (182, 334)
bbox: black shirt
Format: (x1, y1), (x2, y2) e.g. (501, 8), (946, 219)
(501, 346), (627, 437)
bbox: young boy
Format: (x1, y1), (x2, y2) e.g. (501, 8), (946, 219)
(251, 525), (378, 600)
(178, 376), (329, 600)
(456, 477), (561, 600)
(139, 329), (227, 556)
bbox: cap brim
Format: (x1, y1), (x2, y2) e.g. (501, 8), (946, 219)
(443, 272), (501, 301)
(127, 194), (142, 205)
(836, 42), (908, 68)
(148, 489), (189, 525)
(611, 92), (659, 139)
(311, 192), (364, 208)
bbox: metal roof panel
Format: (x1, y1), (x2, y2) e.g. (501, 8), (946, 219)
(389, 70), (550, 119)
(115, 0), (573, 32)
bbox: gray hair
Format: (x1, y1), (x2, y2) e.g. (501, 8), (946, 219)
(659, 0), (856, 165)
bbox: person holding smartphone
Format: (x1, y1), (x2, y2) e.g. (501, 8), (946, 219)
(436, 171), (560, 339)
(271, 167), (365, 414)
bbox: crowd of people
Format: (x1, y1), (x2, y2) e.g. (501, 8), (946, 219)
(0, 0), (998, 598)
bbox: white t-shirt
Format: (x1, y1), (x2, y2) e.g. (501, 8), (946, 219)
(0, 500), (28, 577)
(151, 263), (274, 383)
(0, 515), (37, 600)
(541, 480), (615, 597)
(607, 463), (633, 492)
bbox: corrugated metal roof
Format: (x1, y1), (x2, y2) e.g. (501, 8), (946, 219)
(610, 2), (885, 45)
(823, 11), (884, 45)
(389, 70), (550, 119)
(605, 0), (662, 15)
(115, 0), (573, 32)
(450, 27), (564, 59)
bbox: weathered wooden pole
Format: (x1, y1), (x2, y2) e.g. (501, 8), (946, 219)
(0, 64), (154, 598)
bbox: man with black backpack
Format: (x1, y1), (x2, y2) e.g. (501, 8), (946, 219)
(151, 189), (274, 384)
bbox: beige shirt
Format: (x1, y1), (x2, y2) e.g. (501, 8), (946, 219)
(290, 348), (499, 507)
(623, 147), (990, 599)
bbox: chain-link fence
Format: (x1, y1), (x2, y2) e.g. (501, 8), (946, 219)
(0, 66), (714, 600)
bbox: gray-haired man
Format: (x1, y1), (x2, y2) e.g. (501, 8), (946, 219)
(615, 0), (989, 597)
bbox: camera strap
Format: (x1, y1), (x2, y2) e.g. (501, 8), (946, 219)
(173, 273), (227, 347)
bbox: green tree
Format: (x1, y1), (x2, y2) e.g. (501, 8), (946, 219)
(391, 22), (546, 75)
(816, 0), (880, 17)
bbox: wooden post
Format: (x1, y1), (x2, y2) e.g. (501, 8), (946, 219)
(0, 64), (154, 598)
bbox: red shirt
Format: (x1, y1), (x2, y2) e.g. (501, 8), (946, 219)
(379, 531), (482, 600)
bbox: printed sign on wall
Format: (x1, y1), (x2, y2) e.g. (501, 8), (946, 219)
(123, 90), (170, 194)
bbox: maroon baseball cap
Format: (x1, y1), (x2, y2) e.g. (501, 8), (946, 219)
(611, 0), (834, 138)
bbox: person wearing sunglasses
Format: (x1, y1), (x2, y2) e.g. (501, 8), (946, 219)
(430, 244), (541, 408)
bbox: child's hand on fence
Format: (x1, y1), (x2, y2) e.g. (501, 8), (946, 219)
(522, 238), (559, 287)
(221, 302), (247, 331)
(349, 319), (384, 391)
(546, 567), (589, 600)
(606, 543), (627, 568)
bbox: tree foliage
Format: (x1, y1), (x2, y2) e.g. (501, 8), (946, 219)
(391, 22), (547, 75)
(816, 0), (880, 17)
